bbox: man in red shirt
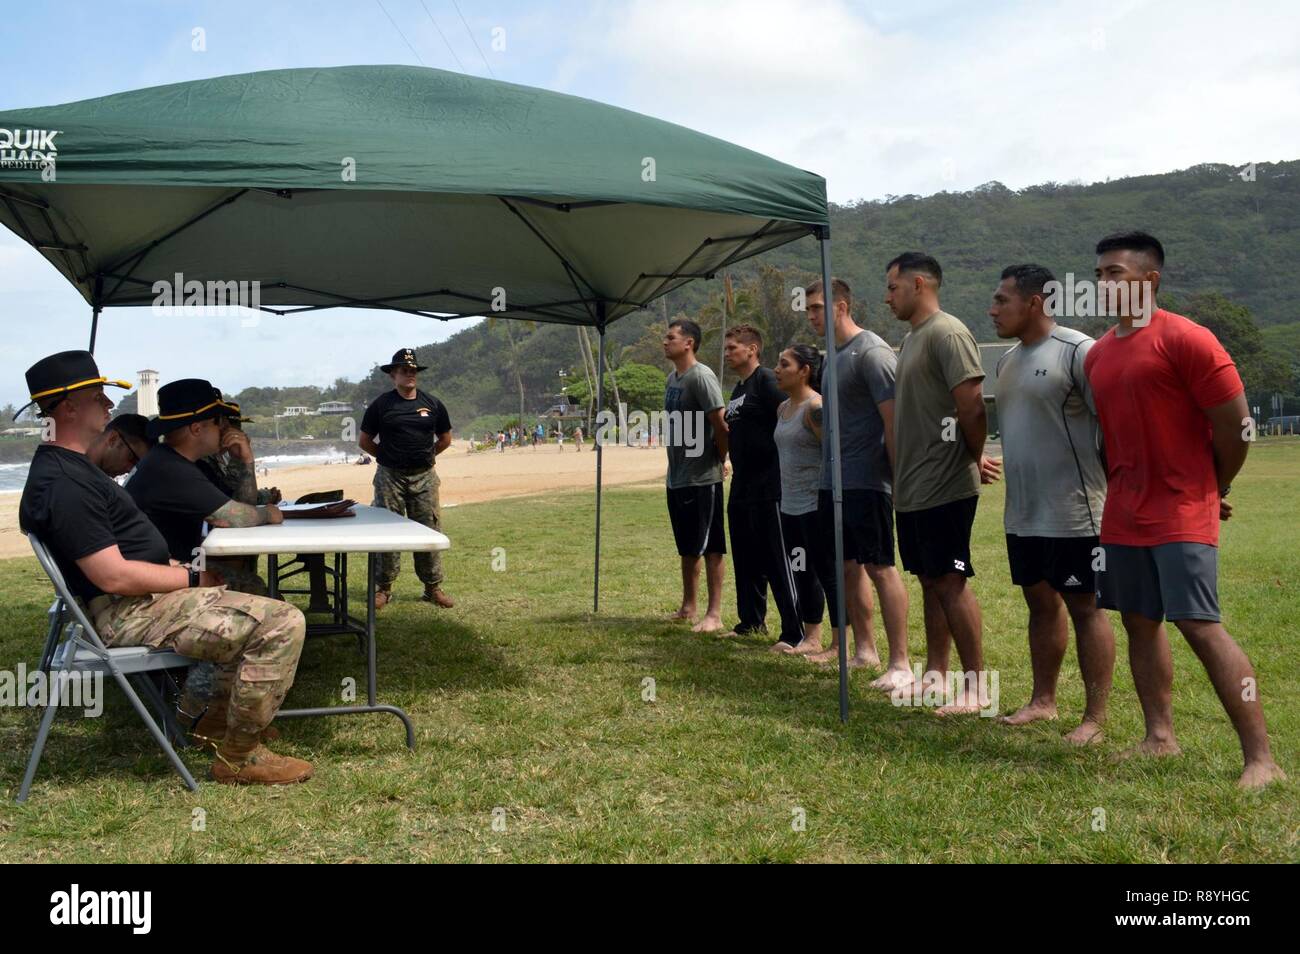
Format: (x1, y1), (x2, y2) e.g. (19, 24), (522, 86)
(1085, 231), (1284, 788)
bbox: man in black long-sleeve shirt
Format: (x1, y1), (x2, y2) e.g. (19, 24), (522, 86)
(722, 325), (802, 649)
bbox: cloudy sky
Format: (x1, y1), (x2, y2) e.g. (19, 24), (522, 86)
(2, 0), (1297, 408)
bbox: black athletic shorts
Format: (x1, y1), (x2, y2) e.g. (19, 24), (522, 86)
(1006, 534), (1098, 593)
(896, 495), (977, 578)
(816, 488), (895, 566)
(666, 483), (726, 557)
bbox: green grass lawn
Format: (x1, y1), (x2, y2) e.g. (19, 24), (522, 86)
(1, 441), (1297, 862)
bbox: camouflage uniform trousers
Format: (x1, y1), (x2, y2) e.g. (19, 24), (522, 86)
(372, 464), (443, 589)
(179, 558), (268, 712)
(90, 587), (305, 738)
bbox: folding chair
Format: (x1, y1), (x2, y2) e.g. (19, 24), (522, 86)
(17, 534), (201, 802)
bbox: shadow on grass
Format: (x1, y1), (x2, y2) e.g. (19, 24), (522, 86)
(3, 613), (530, 795)
(548, 608), (1098, 777)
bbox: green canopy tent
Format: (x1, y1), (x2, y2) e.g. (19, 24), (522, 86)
(0, 65), (856, 719)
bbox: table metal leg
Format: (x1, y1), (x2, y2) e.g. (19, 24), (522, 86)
(272, 549), (415, 750)
(367, 553), (378, 705)
(334, 551), (345, 627)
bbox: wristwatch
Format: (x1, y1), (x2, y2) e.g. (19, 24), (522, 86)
(187, 566), (200, 588)
(1219, 485), (1231, 498)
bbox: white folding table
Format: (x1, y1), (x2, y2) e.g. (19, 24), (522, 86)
(201, 504), (451, 747)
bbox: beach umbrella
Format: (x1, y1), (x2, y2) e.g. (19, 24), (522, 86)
(0, 65), (855, 719)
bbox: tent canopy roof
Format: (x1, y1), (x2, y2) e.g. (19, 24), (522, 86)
(0, 65), (828, 326)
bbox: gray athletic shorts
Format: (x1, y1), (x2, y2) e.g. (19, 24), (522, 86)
(1095, 542), (1220, 622)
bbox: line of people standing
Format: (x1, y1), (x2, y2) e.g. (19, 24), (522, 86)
(659, 232), (1283, 788)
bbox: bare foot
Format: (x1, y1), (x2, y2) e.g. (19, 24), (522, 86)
(998, 701), (1059, 726)
(935, 702), (984, 717)
(846, 654), (879, 670)
(692, 615), (723, 634)
(935, 689), (988, 717)
(1238, 760), (1287, 789)
(768, 640), (798, 654)
(1116, 737), (1181, 760)
(1064, 720), (1105, 746)
(869, 667), (914, 692)
(805, 648), (839, 664)
(788, 637), (824, 656)
(668, 608), (695, 622)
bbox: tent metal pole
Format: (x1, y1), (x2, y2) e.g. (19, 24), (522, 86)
(593, 307), (607, 613)
(818, 232), (850, 723)
(88, 275), (103, 354)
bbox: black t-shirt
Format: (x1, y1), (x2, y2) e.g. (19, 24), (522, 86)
(19, 444), (171, 601)
(724, 365), (785, 502)
(360, 388), (452, 469)
(126, 444), (231, 562)
(196, 456), (236, 497)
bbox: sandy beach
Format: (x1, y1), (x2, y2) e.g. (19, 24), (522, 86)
(0, 442), (667, 560)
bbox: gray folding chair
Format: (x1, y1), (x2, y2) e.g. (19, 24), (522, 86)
(17, 534), (200, 802)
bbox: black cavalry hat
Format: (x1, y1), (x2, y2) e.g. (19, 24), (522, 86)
(19, 349), (132, 419)
(148, 378), (227, 439)
(211, 386), (253, 424)
(380, 347), (427, 373)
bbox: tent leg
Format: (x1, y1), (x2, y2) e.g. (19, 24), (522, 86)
(593, 312), (606, 613)
(88, 275), (104, 354)
(819, 234), (850, 723)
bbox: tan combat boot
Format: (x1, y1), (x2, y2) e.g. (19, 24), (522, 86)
(189, 702), (278, 746)
(422, 584), (455, 608)
(210, 730), (314, 786)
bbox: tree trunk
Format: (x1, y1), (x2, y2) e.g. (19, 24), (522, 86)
(577, 326), (597, 430)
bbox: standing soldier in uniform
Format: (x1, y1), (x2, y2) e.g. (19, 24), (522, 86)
(360, 348), (454, 609)
(18, 351), (312, 785)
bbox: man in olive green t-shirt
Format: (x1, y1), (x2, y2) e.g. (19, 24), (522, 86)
(887, 251), (1001, 715)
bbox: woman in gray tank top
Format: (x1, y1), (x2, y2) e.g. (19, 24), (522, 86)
(774, 345), (836, 655)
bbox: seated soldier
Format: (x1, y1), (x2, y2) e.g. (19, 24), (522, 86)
(198, 394), (328, 611)
(189, 394), (274, 597)
(86, 413), (151, 479)
(128, 379), (284, 568)
(18, 351), (312, 785)
(197, 393), (282, 507)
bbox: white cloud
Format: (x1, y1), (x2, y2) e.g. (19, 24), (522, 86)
(565, 0), (1300, 201)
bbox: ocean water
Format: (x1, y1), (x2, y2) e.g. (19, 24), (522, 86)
(0, 445), (352, 493)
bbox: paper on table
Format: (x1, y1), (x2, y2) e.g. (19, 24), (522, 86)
(278, 499), (357, 519)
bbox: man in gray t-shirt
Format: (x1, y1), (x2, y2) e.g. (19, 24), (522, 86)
(666, 364), (725, 489)
(806, 278), (912, 685)
(996, 328), (1107, 538)
(819, 329), (896, 494)
(990, 263), (1116, 743)
(661, 319), (729, 634)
